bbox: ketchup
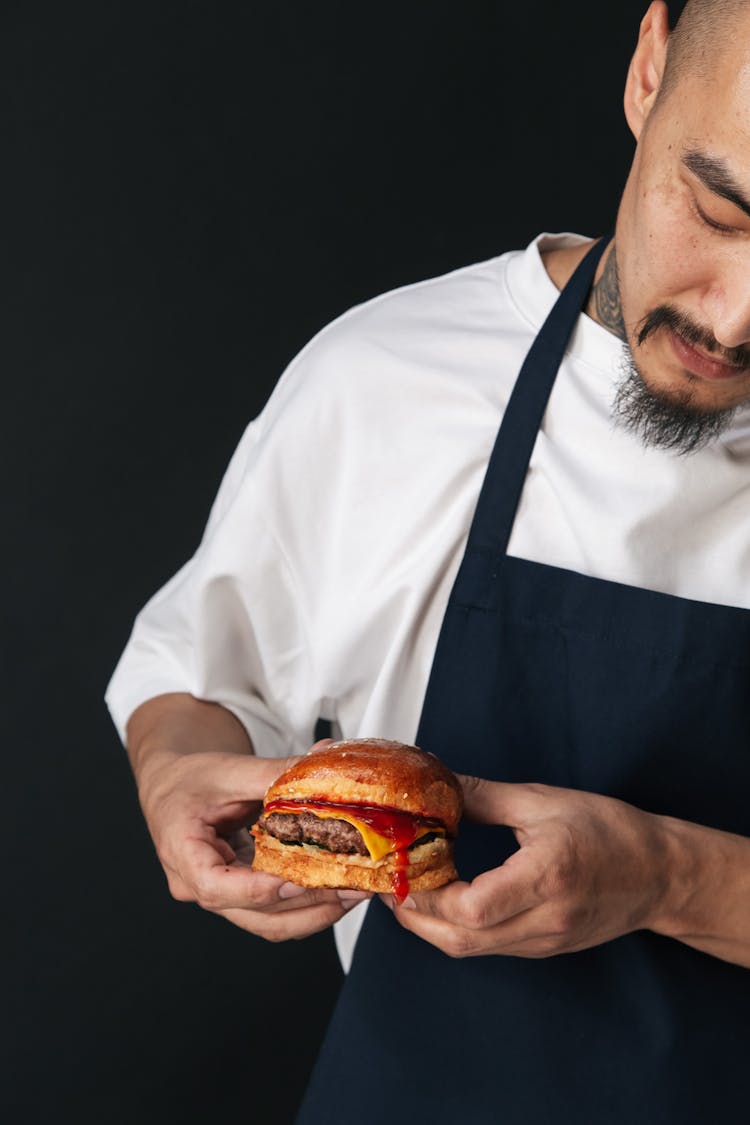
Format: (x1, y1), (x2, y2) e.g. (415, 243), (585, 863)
(265, 798), (444, 904)
(391, 849), (410, 905)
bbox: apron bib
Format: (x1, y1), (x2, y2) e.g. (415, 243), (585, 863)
(297, 239), (750, 1123)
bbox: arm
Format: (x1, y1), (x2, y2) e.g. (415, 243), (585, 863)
(127, 692), (367, 939)
(382, 777), (750, 968)
(649, 812), (750, 966)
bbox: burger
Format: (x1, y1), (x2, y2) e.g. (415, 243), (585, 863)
(250, 737), (462, 903)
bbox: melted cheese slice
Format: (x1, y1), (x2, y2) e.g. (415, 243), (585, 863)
(267, 803), (445, 862)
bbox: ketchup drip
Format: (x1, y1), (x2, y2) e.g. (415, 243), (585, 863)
(265, 798), (444, 904)
(391, 849), (410, 906)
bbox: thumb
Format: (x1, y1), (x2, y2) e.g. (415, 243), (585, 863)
(456, 774), (540, 827)
(221, 753), (300, 801)
(223, 738), (333, 802)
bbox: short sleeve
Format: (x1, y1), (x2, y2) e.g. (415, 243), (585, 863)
(104, 354), (330, 757)
(105, 254), (499, 758)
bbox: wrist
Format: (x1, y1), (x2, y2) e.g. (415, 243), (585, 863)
(126, 693), (253, 791)
(645, 814), (707, 940)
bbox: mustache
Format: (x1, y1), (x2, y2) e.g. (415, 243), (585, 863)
(635, 305), (750, 371)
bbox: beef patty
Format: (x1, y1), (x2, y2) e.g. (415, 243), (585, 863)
(258, 811), (369, 855)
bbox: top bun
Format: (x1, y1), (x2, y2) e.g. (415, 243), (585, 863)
(263, 737), (462, 833)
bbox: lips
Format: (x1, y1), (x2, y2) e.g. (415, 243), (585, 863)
(668, 330), (746, 381)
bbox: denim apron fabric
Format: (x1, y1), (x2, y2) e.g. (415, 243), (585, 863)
(296, 238), (750, 1123)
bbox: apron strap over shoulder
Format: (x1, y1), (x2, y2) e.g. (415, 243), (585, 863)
(467, 235), (610, 564)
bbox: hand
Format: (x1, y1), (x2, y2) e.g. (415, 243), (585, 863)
(138, 738), (369, 940)
(382, 777), (671, 958)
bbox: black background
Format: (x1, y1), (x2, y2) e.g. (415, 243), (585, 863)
(5, 2), (685, 1122)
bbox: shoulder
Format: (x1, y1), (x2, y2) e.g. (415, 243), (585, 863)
(256, 251), (518, 433)
(212, 248), (526, 547)
(313, 252), (512, 347)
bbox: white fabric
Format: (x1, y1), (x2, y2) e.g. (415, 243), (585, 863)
(105, 232), (750, 971)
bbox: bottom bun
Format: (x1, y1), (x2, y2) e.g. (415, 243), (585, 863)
(252, 831), (457, 894)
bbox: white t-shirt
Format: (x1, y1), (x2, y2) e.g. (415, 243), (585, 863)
(105, 232), (750, 970)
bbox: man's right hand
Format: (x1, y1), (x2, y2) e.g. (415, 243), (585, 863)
(127, 695), (369, 940)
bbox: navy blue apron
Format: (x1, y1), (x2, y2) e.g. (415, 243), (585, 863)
(297, 238), (750, 1124)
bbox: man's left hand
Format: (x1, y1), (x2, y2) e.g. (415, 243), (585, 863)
(382, 777), (673, 958)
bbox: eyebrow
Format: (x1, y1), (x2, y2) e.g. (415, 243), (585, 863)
(682, 148), (750, 219)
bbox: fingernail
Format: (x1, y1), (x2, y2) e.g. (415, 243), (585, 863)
(337, 890), (370, 904)
(384, 894), (415, 910)
(278, 881), (306, 899)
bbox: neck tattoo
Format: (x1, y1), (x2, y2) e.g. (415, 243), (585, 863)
(587, 243), (626, 342)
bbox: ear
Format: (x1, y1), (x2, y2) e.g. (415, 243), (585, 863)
(624, 1), (671, 139)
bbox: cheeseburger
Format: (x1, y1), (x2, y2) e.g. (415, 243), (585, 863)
(251, 738), (462, 903)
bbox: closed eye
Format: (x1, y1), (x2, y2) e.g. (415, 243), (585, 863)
(692, 199), (736, 236)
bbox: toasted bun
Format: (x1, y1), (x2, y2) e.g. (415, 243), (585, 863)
(261, 737), (462, 832)
(253, 831), (457, 893)
(251, 738), (462, 895)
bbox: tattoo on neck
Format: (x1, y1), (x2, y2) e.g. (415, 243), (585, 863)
(588, 244), (626, 341)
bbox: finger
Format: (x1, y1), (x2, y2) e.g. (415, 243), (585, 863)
(215, 745), (332, 827)
(216, 744), (336, 809)
(336, 889), (372, 904)
(222, 884), (368, 916)
(416, 873), (539, 927)
(456, 774), (553, 826)
(267, 885), (353, 913)
(403, 853), (545, 929)
(219, 900), (351, 941)
(385, 896), (556, 959)
(169, 819), (360, 911)
(214, 835), (236, 864)
(218, 753), (300, 802)
(177, 833), (304, 910)
(181, 833), (359, 913)
(224, 827), (255, 867)
(403, 892), (597, 959)
(382, 895), (528, 958)
(166, 869), (194, 903)
(306, 738), (335, 754)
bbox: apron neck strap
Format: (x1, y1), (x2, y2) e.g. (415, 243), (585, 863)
(467, 235), (611, 561)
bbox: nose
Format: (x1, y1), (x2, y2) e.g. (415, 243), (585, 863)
(702, 270), (750, 350)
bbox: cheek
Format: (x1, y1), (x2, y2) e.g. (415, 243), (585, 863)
(622, 183), (707, 322)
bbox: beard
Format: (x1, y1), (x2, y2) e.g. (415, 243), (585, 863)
(613, 356), (739, 454)
(612, 305), (746, 455)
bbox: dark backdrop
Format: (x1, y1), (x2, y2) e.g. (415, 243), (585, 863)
(5, 2), (685, 1122)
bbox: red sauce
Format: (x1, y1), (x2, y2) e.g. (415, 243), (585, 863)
(391, 848), (410, 905)
(265, 798), (445, 904)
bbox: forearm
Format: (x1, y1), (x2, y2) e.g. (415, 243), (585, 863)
(649, 814), (750, 969)
(126, 692), (254, 791)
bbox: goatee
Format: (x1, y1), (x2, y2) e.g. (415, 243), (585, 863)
(612, 306), (743, 455)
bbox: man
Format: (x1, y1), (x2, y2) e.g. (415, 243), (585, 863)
(107, 2), (750, 1120)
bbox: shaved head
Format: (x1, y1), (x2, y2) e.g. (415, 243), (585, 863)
(659, 0), (750, 102)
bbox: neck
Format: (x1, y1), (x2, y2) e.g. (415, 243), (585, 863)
(541, 237), (626, 342)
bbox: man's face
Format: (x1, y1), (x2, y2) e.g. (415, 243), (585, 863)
(616, 42), (750, 419)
